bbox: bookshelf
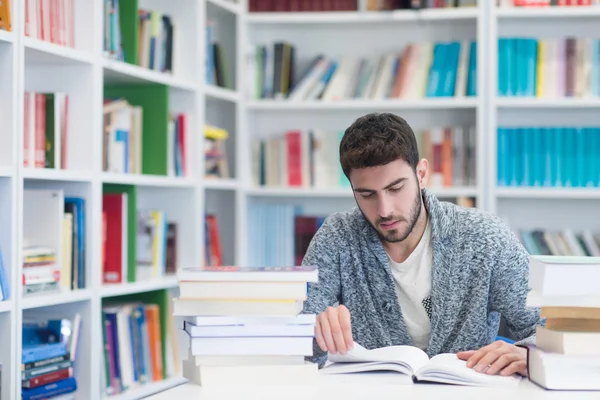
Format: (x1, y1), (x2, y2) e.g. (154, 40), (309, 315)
(2, 0), (212, 398)
(0, 0), (598, 399)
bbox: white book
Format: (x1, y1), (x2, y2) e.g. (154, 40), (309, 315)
(182, 360), (318, 386)
(188, 336), (314, 356)
(528, 255), (600, 296)
(179, 313), (316, 327)
(178, 280), (307, 300)
(177, 265), (318, 283)
(528, 346), (600, 391)
(321, 342), (521, 387)
(183, 320), (314, 337)
(172, 298), (304, 317)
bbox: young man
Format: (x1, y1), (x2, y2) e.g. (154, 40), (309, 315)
(302, 113), (543, 377)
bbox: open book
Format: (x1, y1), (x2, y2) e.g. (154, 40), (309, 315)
(320, 343), (522, 386)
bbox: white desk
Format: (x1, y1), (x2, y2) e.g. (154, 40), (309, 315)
(147, 373), (600, 400)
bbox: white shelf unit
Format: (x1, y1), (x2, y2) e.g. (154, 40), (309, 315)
(239, 0), (486, 264)
(2, 0), (221, 398)
(486, 3), (600, 236)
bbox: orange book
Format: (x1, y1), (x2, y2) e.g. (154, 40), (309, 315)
(145, 305), (164, 381)
(442, 128), (454, 187)
(0, 0), (12, 31)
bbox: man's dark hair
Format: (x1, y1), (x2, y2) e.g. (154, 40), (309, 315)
(339, 113), (420, 178)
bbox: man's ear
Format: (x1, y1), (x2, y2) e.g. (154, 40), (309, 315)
(416, 158), (429, 189)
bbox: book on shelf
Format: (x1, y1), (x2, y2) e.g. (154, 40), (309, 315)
(246, 39), (476, 101)
(497, 126), (600, 188)
(22, 189), (86, 295)
(103, 98), (188, 177)
(21, 312), (81, 399)
(519, 229), (600, 257)
(104, 0), (174, 74)
(368, 0), (477, 10)
(204, 214), (222, 267)
(102, 189), (177, 284)
(498, 37), (600, 98)
(24, 0), (74, 46)
(101, 298), (180, 396)
(0, 0), (11, 31)
(525, 256), (600, 390)
(253, 125), (475, 190)
(498, 0), (597, 6)
(320, 342), (521, 386)
(23, 92), (69, 169)
(204, 125), (230, 180)
(174, 265), (318, 386)
(205, 20), (232, 90)
(249, 0), (357, 12)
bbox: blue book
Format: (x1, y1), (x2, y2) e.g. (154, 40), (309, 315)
(497, 128), (508, 186)
(64, 197), (86, 289)
(22, 342), (67, 364)
(22, 376), (77, 400)
(0, 246), (9, 300)
(467, 41), (477, 96)
(498, 39), (508, 96)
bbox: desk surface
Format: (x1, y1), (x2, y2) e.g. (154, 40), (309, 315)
(146, 373), (600, 400)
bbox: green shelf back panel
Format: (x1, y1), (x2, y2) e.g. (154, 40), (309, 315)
(103, 183), (137, 283)
(104, 84), (169, 176)
(117, 0), (139, 65)
(103, 289), (171, 380)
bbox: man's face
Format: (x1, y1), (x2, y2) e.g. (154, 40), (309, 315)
(349, 159), (424, 243)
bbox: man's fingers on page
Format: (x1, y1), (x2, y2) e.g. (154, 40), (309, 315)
(473, 349), (504, 373)
(327, 310), (348, 355)
(320, 310), (337, 354)
(337, 305), (353, 350)
(315, 319), (328, 352)
(485, 353), (520, 375)
(500, 360), (527, 377)
(456, 350), (475, 360)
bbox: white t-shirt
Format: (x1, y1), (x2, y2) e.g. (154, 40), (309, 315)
(387, 219), (433, 351)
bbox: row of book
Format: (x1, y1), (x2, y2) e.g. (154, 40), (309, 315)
(247, 40), (477, 101)
(498, 0), (598, 6)
(249, 0), (356, 11)
(24, 0), (75, 48)
(368, 0), (478, 10)
(22, 190), (85, 296)
(102, 98), (188, 177)
(520, 229), (600, 257)
(103, 0), (174, 75)
(23, 92), (69, 169)
(21, 312), (81, 399)
(498, 37), (600, 98)
(174, 265), (318, 386)
(526, 257), (600, 390)
(101, 300), (180, 396)
(252, 126), (476, 190)
(102, 191), (177, 285)
(496, 126), (600, 188)
(206, 20), (232, 90)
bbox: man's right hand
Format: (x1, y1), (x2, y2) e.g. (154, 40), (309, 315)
(315, 305), (354, 355)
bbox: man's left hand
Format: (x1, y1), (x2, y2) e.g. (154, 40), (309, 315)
(456, 340), (528, 377)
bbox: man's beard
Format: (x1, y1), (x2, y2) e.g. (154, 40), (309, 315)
(360, 187), (423, 243)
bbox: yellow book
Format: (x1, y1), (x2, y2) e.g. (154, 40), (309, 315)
(536, 40), (544, 98)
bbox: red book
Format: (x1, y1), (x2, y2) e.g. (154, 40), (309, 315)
(286, 130), (302, 187)
(102, 193), (128, 284)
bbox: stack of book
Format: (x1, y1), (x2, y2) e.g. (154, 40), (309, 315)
(21, 313), (81, 399)
(526, 256), (600, 390)
(173, 265), (319, 386)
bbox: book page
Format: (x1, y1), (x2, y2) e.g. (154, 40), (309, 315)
(415, 353), (522, 386)
(328, 342), (429, 372)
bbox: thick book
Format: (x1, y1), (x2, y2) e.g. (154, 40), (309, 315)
(320, 343), (522, 387)
(177, 265), (318, 283)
